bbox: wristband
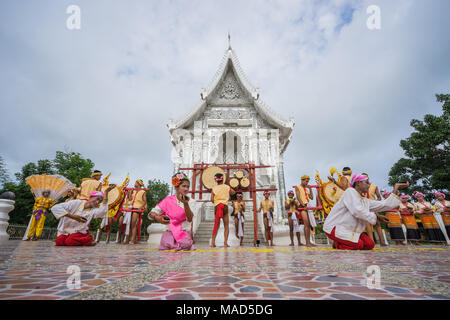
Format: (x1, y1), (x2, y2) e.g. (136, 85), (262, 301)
(103, 198), (108, 201)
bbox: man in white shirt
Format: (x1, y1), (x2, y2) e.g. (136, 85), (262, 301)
(52, 186), (115, 246)
(323, 174), (408, 250)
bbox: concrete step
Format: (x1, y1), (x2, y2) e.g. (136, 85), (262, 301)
(194, 219), (265, 244)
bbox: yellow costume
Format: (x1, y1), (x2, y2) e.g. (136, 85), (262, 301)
(260, 199), (274, 213)
(233, 200), (245, 215)
(131, 189), (146, 209)
(286, 198), (300, 213)
(212, 184), (231, 206)
(296, 185), (311, 207)
(78, 179), (102, 200)
(367, 183), (378, 200)
(27, 197), (55, 238)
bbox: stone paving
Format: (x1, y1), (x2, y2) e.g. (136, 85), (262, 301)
(0, 240), (449, 300)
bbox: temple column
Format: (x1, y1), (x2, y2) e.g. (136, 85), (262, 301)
(193, 121), (203, 164)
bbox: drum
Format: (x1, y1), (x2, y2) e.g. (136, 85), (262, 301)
(235, 170), (245, 179)
(201, 166), (226, 190)
(321, 181), (344, 206)
(101, 185), (124, 209)
(230, 178), (240, 189)
(240, 178), (250, 189)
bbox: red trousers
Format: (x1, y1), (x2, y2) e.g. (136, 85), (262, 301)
(325, 227), (375, 250)
(55, 232), (93, 246)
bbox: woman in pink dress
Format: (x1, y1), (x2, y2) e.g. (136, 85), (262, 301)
(148, 172), (194, 250)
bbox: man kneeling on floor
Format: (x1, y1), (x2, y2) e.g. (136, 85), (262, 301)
(323, 174), (409, 250)
(51, 185), (115, 246)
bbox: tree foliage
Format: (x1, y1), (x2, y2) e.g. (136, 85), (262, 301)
(53, 151), (94, 186)
(389, 94), (450, 200)
(140, 179), (170, 233)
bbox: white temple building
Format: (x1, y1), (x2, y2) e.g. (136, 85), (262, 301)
(162, 45), (296, 244)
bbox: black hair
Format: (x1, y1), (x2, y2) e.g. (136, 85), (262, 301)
(342, 167), (351, 171)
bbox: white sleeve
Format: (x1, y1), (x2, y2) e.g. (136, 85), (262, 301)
(151, 205), (165, 215)
(51, 201), (75, 219)
(367, 194), (401, 212)
(342, 189), (377, 224)
(92, 204), (108, 219)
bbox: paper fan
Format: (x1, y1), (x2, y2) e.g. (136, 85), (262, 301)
(25, 174), (75, 201)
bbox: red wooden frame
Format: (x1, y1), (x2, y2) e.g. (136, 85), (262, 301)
(180, 162), (277, 246)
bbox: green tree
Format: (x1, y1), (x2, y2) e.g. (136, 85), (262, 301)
(140, 179), (170, 234)
(53, 151), (94, 185)
(389, 94), (450, 200)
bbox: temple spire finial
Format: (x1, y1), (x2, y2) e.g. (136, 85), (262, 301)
(228, 32), (231, 50)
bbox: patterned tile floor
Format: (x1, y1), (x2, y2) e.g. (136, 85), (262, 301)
(0, 240), (449, 300)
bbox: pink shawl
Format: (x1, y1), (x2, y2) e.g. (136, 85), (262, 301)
(156, 195), (188, 242)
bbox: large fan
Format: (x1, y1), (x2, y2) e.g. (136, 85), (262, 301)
(25, 174), (75, 201)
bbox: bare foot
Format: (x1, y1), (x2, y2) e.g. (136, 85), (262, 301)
(298, 243), (304, 246)
(130, 241), (135, 245)
(25, 238), (31, 241)
(89, 241), (97, 246)
(381, 243), (388, 247)
(289, 243), (294, 246)
(224, 243), (229, 248)
(306, 243), (316, 247)
(32, 237), (38, 241)
(210, 243), (216, 248)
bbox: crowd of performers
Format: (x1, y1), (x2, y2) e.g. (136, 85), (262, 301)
(24, 167), (449, 251)
(320, 168), (449, 250)
(25, 170), (148, 246)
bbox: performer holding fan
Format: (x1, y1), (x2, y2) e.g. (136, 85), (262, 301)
(23, 174), (74, 241)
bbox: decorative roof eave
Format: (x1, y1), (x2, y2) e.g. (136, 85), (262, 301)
(168, 48), (295, 142)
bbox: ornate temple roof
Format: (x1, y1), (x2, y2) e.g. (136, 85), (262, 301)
(167, 47), (295, 153)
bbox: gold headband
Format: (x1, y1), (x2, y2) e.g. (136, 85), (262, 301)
(92, 172), (102, 177)
(136, 179), (144, 186)
(342, 170), (352, 175)
(301, 175), (310, 180)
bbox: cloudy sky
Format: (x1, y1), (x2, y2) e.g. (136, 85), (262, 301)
(1, 0), (449, 194)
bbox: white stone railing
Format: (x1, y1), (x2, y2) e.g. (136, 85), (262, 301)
(0, 199), (14, 243)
